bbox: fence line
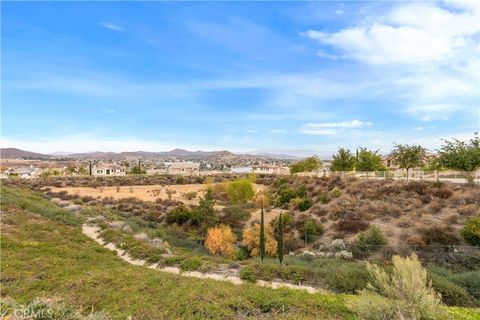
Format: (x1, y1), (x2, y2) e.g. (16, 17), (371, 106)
(296, 169), (480, 184)
(301, 234), (480, 263)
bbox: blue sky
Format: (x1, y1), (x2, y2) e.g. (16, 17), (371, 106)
(1, 1), (479, 155)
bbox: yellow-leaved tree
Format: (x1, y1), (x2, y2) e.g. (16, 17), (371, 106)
(205, 224), (237, 258)
(242, 223), (277, 257)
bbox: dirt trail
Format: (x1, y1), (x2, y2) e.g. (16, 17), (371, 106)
(81, 223), (322, 294)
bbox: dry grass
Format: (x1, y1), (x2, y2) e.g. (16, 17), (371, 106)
(51, 184), (267, 205)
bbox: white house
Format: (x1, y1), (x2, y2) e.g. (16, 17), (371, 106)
(231, 166), (253, 174)
(168, 162), (200, 174)
(3, 166), (41, 179)
(93, 165), (126, 176)
(252, 164), (289, 175)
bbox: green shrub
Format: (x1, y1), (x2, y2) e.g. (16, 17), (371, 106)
(145, 253), (163, 265)
(239, 266), (257, 283)
(319, 193), (330, 204)
(300, 219), (324, 243)
(165, 206), (192, 225)
(179, 256), (203, 272)
(331, 187), (342, 198)
(429, 272), (476, 307)
(347, 254), (446, 319)
(449, 270), (480, 303)
(236, 246), (250, 261)
(222, 205), (251, 228)
(297, 198), (313, 211)
(324, 262), (370, 294)
(356, 225), (388, 254)
(184, 191), (198, 200)
(175, 176), (185, 184)
(276, 187), (297, 206)
(461, 216), (480, 246)
(226, 179), (255, 204)
(163, 256), (182, 266)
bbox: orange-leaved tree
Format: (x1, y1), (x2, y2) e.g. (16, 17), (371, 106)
(242, 223), (277, 257)
(205, 224), (237, 257)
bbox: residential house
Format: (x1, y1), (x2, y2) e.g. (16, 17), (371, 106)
(3, 165), (41, 179)
(167, 162), (200, 174)
(252, 164), (289, 175)
(93, 165), (126, 176)
(231, 166), (253, 174)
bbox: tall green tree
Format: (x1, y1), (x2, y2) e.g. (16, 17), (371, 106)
(277, 213), (284, 265)
(194, 189), (218, 239)
(129, 165), (146, 174)
(330, 148), (356, 171)
(356, 148), (386, 171)
(290, 156), (321, 174)
(437, 133), (480, 172)
(259, 206), (266, 262)
(390, 144), (426, 180)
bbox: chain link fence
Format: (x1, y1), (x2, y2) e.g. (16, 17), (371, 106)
(301, 234), (480, 266)
(297, 170), (480, 184)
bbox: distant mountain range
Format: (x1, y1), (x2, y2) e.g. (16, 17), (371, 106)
(0, 148), (54, 160)
(1, 147), (305, 160)
(62, 149), (236, 160)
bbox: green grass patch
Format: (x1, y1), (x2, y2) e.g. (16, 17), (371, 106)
(1, 201), (356, 319)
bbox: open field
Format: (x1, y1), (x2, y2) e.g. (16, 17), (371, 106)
(50, 183), (267, 205)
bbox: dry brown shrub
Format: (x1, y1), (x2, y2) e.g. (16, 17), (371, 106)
(397, 217), (414, 228)
(404, 181), (429, 195)
(334, 215), (369, 234)
(406, 236), (426, 246)
(420, 194), (433, 204)
(426, 200), (443, 214)
(458, 204), (480, 216)
(445, 214), (459, 225)
(309, 204), (328, 217)
(328, 195), (357, 219)
(432, 188), (453, 199)
(448, 189), (480, 207)
(399, 232), (410, 242)
(409, 209), (425, 219)
(419, 225), (461, 245)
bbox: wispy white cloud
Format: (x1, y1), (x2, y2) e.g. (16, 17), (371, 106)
(305, 3), (479, 64)
(98, 21), (125, 32)
(303, 2), (479, 125)
(100, 107), (115, 113)
(299, 120), (373, 135)
(405, 104), (459, 122)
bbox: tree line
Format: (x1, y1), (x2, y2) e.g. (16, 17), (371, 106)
(289, 133), (480, 175)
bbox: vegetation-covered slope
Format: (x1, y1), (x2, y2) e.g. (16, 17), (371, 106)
(1, 188), (356, 320)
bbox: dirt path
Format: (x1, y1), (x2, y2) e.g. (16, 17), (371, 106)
(81, 223), (322, 294)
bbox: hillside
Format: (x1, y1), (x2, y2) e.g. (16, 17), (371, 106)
(0, 188), (355, 319)
(0, 147), (52, 159)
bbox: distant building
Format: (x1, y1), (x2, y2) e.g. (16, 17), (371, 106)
(252, 164), (289, 175)
(3, 165), (41, 179)
(168, 162), (200, 174)
(231, 166), (253, 174)
(93, 165), (126, 176)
